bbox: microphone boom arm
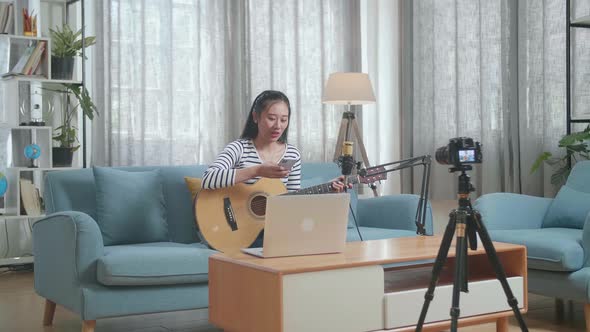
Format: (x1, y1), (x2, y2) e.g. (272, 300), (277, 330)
(359, 155), (432, 235)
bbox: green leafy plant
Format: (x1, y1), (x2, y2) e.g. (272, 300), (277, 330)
(531, 125), (590, 186)
(49, 24), (96, 58)
(51, 84), (98, 150)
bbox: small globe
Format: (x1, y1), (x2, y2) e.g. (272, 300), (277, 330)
(0, 173), (7, 197)
(24, 144), (41, 160)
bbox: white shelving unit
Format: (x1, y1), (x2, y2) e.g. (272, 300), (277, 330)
(4, 167), (78, 216)
(571, 15), (590, 28)
(0, 216), (36, 266)
(0, 0), (86, 267)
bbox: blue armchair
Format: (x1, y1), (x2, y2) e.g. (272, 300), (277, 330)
(474, 160), (590, 328)
(33, 163), (432, 332)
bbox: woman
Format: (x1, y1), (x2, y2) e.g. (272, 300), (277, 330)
(202, 90), (347, 192)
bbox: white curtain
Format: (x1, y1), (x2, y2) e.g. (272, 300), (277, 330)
(408, 0), (589, 199)
(360, 0), (402, 196)
(93, 0), (361, 167)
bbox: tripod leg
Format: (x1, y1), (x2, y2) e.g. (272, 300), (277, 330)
(416, 212), (458, 332)
(350, 118), (379, 197)
(450, 211), (469, 332)
(472, 211), (529, 332)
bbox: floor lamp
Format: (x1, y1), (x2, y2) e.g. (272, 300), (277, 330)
(322, 72), (378, 196)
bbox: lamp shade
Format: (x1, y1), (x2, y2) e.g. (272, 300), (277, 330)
(322, 72), (376, 105)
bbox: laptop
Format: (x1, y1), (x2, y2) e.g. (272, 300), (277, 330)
(241, 193), (350, 258)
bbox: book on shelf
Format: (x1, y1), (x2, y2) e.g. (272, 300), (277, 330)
(1, 40), (46, 78)
(19, 178), (42, 216)
(0, 3), (13, 34)
(22, 40), (45, 75)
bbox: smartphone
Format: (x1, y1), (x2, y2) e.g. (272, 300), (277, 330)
(278, 158), (297, 170)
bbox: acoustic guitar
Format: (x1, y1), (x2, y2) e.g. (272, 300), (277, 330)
(194, 166), (386, 252)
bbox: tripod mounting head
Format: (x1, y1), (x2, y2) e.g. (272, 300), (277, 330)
(449, 164), (472, 173)
(455, 168), (475, 203)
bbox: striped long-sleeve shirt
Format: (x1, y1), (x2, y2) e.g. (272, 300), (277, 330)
(202, 139), (302, 192)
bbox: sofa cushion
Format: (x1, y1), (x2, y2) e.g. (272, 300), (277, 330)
(184, 176), (202, 200)
(97, 242), (216, 286)
(94, 167), (168, 246)
(543, 185), (590, 229)
(490, 228), (583, 272)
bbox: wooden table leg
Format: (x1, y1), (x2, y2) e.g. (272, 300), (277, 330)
(583, 303), (590, 332)
(82, 320), (96, 332)
(496, 316), (508, 332)
(43, 299), (56, 326)
(555, 298), (565, 321)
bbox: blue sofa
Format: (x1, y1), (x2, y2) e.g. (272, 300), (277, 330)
(33, 163), (433, 332)
(475, 160), (590, 328)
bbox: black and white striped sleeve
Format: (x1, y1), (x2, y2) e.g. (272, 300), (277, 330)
(285, 146), (302, 192)
(201, 141), (243, 189)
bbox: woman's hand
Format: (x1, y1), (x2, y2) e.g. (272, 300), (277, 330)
(256, 162), (291, 179)
(330, 175), (353, 193)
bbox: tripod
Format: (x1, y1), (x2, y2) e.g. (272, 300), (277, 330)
(415, 165), (528, 332)
(334, 108), (378, 197)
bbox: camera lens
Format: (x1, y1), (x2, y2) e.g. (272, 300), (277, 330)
(435, 145), (451, 165)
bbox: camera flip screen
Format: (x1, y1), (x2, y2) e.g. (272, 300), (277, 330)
(458, 149), (476, 163)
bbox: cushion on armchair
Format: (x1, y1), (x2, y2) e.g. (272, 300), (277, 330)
(94, 167), (168, 245)
(490, 228), (583, 271)
(542, 185), (590, 229)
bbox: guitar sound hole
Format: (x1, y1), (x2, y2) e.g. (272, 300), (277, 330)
(250, 195), (267, 218)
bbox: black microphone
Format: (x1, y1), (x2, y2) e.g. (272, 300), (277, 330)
(340, 141), (355, 176)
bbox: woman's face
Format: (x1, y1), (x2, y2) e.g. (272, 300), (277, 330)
(253, 101), (289, 143)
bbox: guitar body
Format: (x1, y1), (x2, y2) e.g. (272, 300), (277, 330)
(194, 166), (386, 253)
(195, 178), (288, 252)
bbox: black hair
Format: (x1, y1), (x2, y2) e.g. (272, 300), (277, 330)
(240, 90), (291, 143)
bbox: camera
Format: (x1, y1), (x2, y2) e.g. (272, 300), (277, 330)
(435, 137), (482, 167)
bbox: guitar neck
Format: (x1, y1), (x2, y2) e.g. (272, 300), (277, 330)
(288, 176), (357, 195)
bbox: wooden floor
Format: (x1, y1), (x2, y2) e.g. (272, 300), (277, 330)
(0, 268), (587, 332)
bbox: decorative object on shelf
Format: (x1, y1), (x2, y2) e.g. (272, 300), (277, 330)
(49, 24), (96, 80)
(0, 172), (6, 196)
(20, 88), (56, 126)
(19, 98), (29, 126)
(22, 8), (37, 37)
(27, 103), (43, 126)
(50, 83), (98, 167)
(19, 87), (48, 126)
(19, 178), (41, 215)
(531, 124), (590, 187)
(0, 172), (7, 215)
(24, 143), (41, 168)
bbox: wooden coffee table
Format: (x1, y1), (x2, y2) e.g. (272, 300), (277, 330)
(208, 236), (527, 332)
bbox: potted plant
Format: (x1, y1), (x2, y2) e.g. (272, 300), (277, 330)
(531, 125), (590, 187)
(51, 84), (98, 167)
(49, 24), (96, 80)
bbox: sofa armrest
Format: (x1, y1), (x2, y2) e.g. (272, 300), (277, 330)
(357, 194), (433, 235)
(582, 213), (590, 266)
(32, 211), (104, 308)
(474, 193), (553, 230)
